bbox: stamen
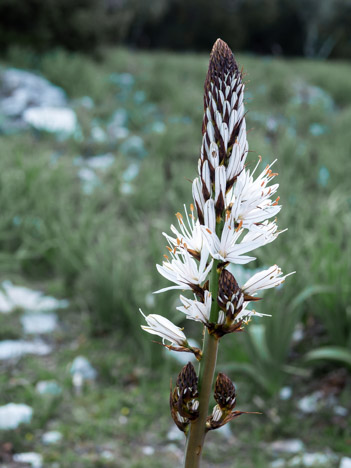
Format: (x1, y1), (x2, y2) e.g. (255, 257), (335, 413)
(176, 212), (183, 224)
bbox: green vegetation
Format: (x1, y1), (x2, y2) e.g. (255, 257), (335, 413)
(0, 47), (350, 466)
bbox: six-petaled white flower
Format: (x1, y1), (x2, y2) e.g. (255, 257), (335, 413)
(201, 199), (280, 264)
(163, 205), (204, 257)
(177, 290), (212, 324)
(227, 159), (281, 229)
(154, 247), (213, 294)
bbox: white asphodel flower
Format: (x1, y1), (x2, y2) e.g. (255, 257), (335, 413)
(242, 265), (295, 296)
(154, 247), (213, 294)
(140, 310), (187, 346)
(177, 290), (212, 324)
(227, 159), (281, 228)
(163, 204), (204, 257)
(241, 219), (284, 246)
(201, 200), (275, 264)
(235, 307), (271, 323)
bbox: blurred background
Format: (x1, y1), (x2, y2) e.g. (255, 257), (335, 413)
(0, 1), (350, 467)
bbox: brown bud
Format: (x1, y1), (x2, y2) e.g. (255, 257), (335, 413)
(176, 362), (198, 401)
(218, 269), (239, 303)
(170, 363), (199, 432)
(204, 39), (239, 96)
(214, 373), (236, 410)
(170, 383), (189, 433)
(217, 269), (244, 322)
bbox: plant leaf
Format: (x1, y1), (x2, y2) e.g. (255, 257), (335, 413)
(304, 346), (351, 367)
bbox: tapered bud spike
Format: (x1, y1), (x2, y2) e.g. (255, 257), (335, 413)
(176, 362), (198, 399)
(199, 37), (247, 210)
(205, 39), (239, 95)
(218, 269), (245, 322)
(170, 363), (199, 432)
(214, 372), (236, 410)
(218, 269), (240, 303)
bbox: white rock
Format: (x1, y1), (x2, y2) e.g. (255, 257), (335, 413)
(91, 126), (107, 142)
(77, 167), (100, 194)
(292, 324), (304, 342)
(118, 415), (128, 425)
(0, 403), (33, 430)
(70, 356), (97, 380)
(279, 386), (293, 400)
(142, 446), (155, 456)
(21, 312), (58, 334)
(0, 340), (52, 360)
(269, 439), (305, 454)
(13, 452), (43, 468)
(85, 154), (115, 171)
(0, 281), (68, 314)
(123, 162), (139, 182)
(1, 68), (66, 117)
(36, 380), (62, 396)
(23, 107), (77, 134)
(340, 457), (351, 468)
(297, 391), (323, 414)
(289, 452), (337, 467)
(120, 182), (133, 195)
(167, 425), (183, 442)
(271, 460), (285, 468)
(101, 450), (114, 460)
(42, 430), (62, 445)
(334, 406), (348, 417)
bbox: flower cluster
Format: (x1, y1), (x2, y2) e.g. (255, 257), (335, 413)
(140, 39), (293, 347)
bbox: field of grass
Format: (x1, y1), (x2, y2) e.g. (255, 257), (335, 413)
(0, 46), (350, 467)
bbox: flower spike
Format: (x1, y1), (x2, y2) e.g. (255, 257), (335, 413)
(139, 39), (293, 464)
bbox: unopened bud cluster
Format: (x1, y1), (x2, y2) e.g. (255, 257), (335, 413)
(170, 363), (199, 432)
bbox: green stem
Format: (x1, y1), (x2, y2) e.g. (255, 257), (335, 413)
(184, 259), (220, 468)
(184, 331), (219, 467)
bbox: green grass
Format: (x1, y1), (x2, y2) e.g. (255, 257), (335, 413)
(0, 47), (351, 466)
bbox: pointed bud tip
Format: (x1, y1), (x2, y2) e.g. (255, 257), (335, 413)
(206, 39), (238, 89)
(211, 38), (232, 59)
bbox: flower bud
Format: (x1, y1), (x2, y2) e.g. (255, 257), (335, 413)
(214, 372), (236, 410)
(218, 269), (245, 323)
(170, 363), (199, 432)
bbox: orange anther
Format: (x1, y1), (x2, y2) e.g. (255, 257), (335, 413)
(163, 255), (169, 261)
(190, 203), (194, 212)
(166, 246), (172, 252)
(206, 228), (212, 234)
